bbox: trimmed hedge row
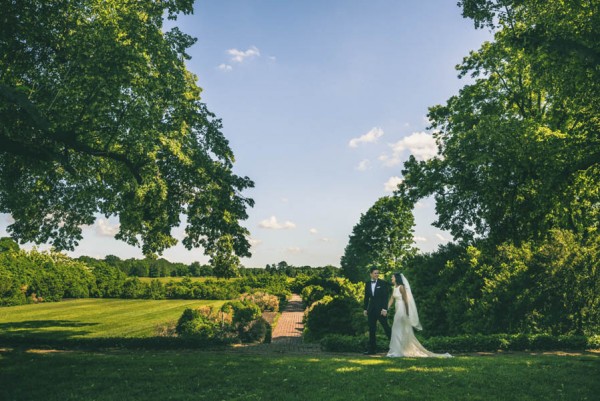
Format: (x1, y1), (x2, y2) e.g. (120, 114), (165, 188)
(320, 333), (600, 353)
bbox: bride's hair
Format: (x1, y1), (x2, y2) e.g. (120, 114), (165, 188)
(393, 272), (402, 286)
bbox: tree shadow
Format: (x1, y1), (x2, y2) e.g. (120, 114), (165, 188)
(0, 320), (99, 349)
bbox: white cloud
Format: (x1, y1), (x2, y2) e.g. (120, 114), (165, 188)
(414, 236), (427, 242)
(259, 216), (296, 230)
(309, 228), (318, 235)
(248, 238), (263, 247)
(384, 176), (403, 192)
(286, 247), (302, 254)
(356, 159), (370, 171)
(435, 233), (449, 242)
(227, 46), (260, 63)
(380, 131), (437, 166)
(349, 127), (383, 148)
(320, 237), (331, 242)
(218, 64), (232, 71)
(95, 219), (119, 237)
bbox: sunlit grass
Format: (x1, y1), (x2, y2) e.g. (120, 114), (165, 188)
(0, 299), (225, 339)
(0, 349), (597, 401)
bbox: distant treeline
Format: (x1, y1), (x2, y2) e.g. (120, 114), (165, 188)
(0, 237), (341, 307)
(77, 255), (339, 279)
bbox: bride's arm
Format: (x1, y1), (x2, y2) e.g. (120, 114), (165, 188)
(399, 285), (409, 316)
(387, 291), (394, 310)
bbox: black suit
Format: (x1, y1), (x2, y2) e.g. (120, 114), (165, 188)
(364, 279), (392, 353)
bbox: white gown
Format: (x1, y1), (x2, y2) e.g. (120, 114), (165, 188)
(387, 286), (452, 358)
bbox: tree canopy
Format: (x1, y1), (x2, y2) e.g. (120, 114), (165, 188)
(341, 196), (416, 282)
(399, 0), (599, 245)
(0, 0), (254, 257)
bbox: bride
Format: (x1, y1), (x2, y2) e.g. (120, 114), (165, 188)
(386, 272), (451, 358)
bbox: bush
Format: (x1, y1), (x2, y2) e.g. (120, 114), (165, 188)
(239, 292), (279, 312)
(320, 333), (599, 353)
(243, 317), (272, 344)
(303, 296), (366, 341)
(175, 306), (233, 344)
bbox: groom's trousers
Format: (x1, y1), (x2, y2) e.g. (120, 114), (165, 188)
(367, 312), (391, 353)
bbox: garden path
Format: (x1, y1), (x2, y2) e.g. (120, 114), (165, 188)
(234, 294), (321, 354)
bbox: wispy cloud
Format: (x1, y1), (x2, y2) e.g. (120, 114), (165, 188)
(349, 127), (383, 148)
(379, 131), (437, 166)
(414, 236), (427, 242)
(227, 46), (260, 63)
(95, 219), (119, 237)
(384, 176), (403, 192)
(248, 237), (263, 247)
(286, 247), (302, 254)
(356, 159), (370, 171)
(320, 237), (331, 242)
(259, 216), (296, 230)
(218, 64), (232, 72)
(309, 228), (318, 235)
(435, 233), (449, 242)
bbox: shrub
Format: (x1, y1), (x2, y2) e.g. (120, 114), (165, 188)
(175, 306), (232, 343)
(588, 335), (600, 349)
(320, 333), (599, 353)
(243, 317), (272, 344)
(303, 296), (366, 341)
(240, 292), (279, 312)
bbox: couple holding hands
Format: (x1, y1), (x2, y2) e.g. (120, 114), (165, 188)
(363, 267), (451, 358)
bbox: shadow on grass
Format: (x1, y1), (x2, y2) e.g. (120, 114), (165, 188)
(0, 319), (230, 351)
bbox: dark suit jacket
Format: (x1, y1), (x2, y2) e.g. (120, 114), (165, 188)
(364, 279), (389, 315)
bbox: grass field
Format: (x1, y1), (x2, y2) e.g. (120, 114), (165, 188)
(1, 300), (598, 400)
(0, 348), (598, 401)
(0, 299), (225, 340)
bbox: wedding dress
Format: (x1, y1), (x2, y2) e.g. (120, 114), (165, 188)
(386, 275), (451, 358)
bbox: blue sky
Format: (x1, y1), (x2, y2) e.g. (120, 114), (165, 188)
(0, 1), (491, 267)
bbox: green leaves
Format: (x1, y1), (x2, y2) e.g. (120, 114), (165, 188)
(0, 0), (254, 258)
(341, 196), (416, 282)
(400, 0), (599, 246)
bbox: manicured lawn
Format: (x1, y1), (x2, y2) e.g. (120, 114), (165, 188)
(0, 348), (598, 401)
(0, 299), (225, 346)
(1, 300), (598, 400)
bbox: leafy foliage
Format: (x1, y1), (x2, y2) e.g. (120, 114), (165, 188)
(303, 296), (366, 341)
(0, 0), (254, 258)
(404, 230), (599, 336)
(341, 196), (416, 282)
(399, 0), (599, 245)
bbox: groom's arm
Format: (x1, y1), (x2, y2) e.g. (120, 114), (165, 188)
(381, 282), (388, 316)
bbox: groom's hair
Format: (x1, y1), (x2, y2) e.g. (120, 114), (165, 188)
(369, 266), (379, 273)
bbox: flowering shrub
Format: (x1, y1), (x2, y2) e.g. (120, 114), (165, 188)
(175, 299), (271, 344)
(240, 292), (279, 312)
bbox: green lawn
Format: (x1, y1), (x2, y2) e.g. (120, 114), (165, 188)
(0, 348), (598, 401)
(0, 299), (225, 346)
(1, 300), (598, 400)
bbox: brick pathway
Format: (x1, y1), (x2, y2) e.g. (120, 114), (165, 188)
(234, 294), (320, 354)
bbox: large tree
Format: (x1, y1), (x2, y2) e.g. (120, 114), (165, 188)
(399, 0), (599, 245)
(341, 196), (416, 282)
(0, 0), (254, 257)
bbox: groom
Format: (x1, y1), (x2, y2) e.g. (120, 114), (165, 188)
(363, 266), (391, 355)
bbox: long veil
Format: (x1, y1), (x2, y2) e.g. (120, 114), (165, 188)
(401, 273), (422, 330)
